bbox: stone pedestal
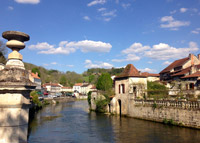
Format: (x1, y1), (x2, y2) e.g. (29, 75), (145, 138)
(0, 31), (35, 143)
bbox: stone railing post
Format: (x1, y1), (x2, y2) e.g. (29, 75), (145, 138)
(0, 31), (36, 143)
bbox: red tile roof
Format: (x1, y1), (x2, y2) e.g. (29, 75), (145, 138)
(74, 83), (83, 86)
(31, 72), (40, 79)
(90, 85), (96, 89)
(115, 64), (146, 79)
(43, 83), (62, 87)
(62, 87), (72, 89)
(160, 57), (189, 74)
(181, 71), (200, 78)
(141, 72), (160, 77)
(171, 66), (191, 76)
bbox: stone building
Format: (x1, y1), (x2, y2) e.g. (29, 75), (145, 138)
(61, 86), (73, 93)
(43, 83), (63, 94)
(160, 54), (200, 95)
(110, 64), (147, 115)
(29, 72), (41, 90)
(73, 83), (83, 93)
(141, 72), (160, 82)
(160, 54), (200, 81)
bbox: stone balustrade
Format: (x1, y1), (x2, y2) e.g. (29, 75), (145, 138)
(134, 99), (200, 109)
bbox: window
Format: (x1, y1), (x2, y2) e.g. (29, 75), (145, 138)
(133, 86), (137, 97)
(189, 83), (194, 90)
(119, 84), (125, 94)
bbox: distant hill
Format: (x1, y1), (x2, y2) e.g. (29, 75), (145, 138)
(18, 62), (125, 87)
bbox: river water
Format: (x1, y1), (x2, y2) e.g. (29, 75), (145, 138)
(28, 100), (200, 143)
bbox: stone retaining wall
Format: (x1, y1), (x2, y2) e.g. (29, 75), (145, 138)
(128, 99), (200, 129)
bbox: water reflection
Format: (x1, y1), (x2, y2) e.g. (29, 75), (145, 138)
(28, 100), (200, 143)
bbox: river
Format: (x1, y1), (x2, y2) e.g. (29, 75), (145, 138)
(28, 100), (200, 143)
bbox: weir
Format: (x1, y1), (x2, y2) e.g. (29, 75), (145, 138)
(0, 31), (36, 142)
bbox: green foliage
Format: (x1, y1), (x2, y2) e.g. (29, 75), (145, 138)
(86, 67), (124, 76)
(87, 91), (92, 106)
(89, 75), (95, 83)
(152, 103), (157, 109)
(147, 81), (168, 99)
(48, 69), (58, 75)
(59, 75), (67, 86)
(43, 100), (50, 105)
(109, 67), (124, 76)
(163, 118), (177, 125)
(96, 73), (113, 91)
(30, 91), (42, 107)
(32, 67), (41, 77)
(95, 99), (109, 113)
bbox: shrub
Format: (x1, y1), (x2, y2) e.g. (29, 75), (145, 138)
(152, 103), (157, 109)
(95, 99), (109, 113)
(147, 81), (168, 99)
(30, 91), (42, 107)
(87, 91), (92, 106)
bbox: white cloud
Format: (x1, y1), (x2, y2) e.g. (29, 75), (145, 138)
(160, 16), (190, 30)
(43, 64), (49, 67)
(98, 8), (106, 12)
(51, 62), (57, 65)
(103, 17), (111, 22)
(170, 10), (176, 14)
(162, 61), (172, 65)
(101, 10), (117, 17)
(84, 60), (113, 69)
(122, 3), (131, 9)
(180, 8), (188, 13)
(191, 31), (199, 34)
(98, 8), (117, 21)
(115, 0), (119, 4)
(66, 65), (74, 67)
(114, 41), (199, 62)
(145, 42), (198, 60)
(87, 0), (106, 7)
(191, 28), (200, 34)
(83, 16), (90, 21)
(112, 43), (149, 62)
(112, 54), (140, 62)
(192, 8), (198, 13)
(14, 0), (40, 4)
(122, 43), (150, 54)
(28, 42), (54, 50)
(139, 68), (157, 73)
(28, 40), (112, 55)
(8, 6), (14, 10)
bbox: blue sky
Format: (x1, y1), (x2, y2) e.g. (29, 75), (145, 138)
(0, 0), (200, 73)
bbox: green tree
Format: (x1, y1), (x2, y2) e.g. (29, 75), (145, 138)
(32, 67), (41, 77)
(60, 75), (67, 86)
(89, 75), (95, 83)
(96, 73), (113, 91)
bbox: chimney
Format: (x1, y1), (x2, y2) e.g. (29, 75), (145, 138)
(189, 54), (194, 66)
(198, 54), (200, 63)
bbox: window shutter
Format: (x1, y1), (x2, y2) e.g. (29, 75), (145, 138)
(119, 84), (120, 93)
(123, 84), (125, 93)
